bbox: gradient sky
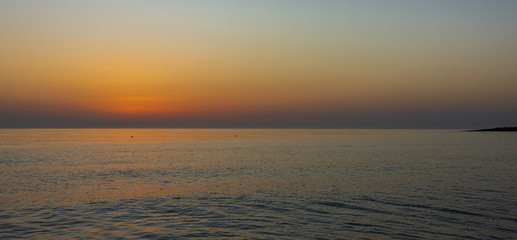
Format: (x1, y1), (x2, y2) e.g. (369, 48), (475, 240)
(1, 0), (517, 128)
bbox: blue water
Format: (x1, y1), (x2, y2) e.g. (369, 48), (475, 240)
(0, 129), (516, 239)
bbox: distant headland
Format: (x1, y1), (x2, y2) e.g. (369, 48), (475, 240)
(468, 126), (517, 132)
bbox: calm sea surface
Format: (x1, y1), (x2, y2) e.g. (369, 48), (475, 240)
(0, 129), (515, 239)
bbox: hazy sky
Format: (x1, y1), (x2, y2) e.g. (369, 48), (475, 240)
(1, 0), (516, 128)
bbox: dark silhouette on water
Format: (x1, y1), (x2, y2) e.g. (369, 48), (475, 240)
(468, 126), (517, 132)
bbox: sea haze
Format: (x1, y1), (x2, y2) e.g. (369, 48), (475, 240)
(0, 129), (516, 239)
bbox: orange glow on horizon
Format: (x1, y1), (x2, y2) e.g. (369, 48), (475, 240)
(1, 1), (517, 127)
(89, 96), (175, 116)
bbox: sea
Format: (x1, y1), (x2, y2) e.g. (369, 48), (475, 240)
(0, 129), (515, 239)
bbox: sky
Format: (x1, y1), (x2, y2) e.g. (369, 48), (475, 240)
(1, 0), (517, 128)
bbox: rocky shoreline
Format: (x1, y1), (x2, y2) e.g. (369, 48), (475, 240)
(468, 127), (517, 132)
